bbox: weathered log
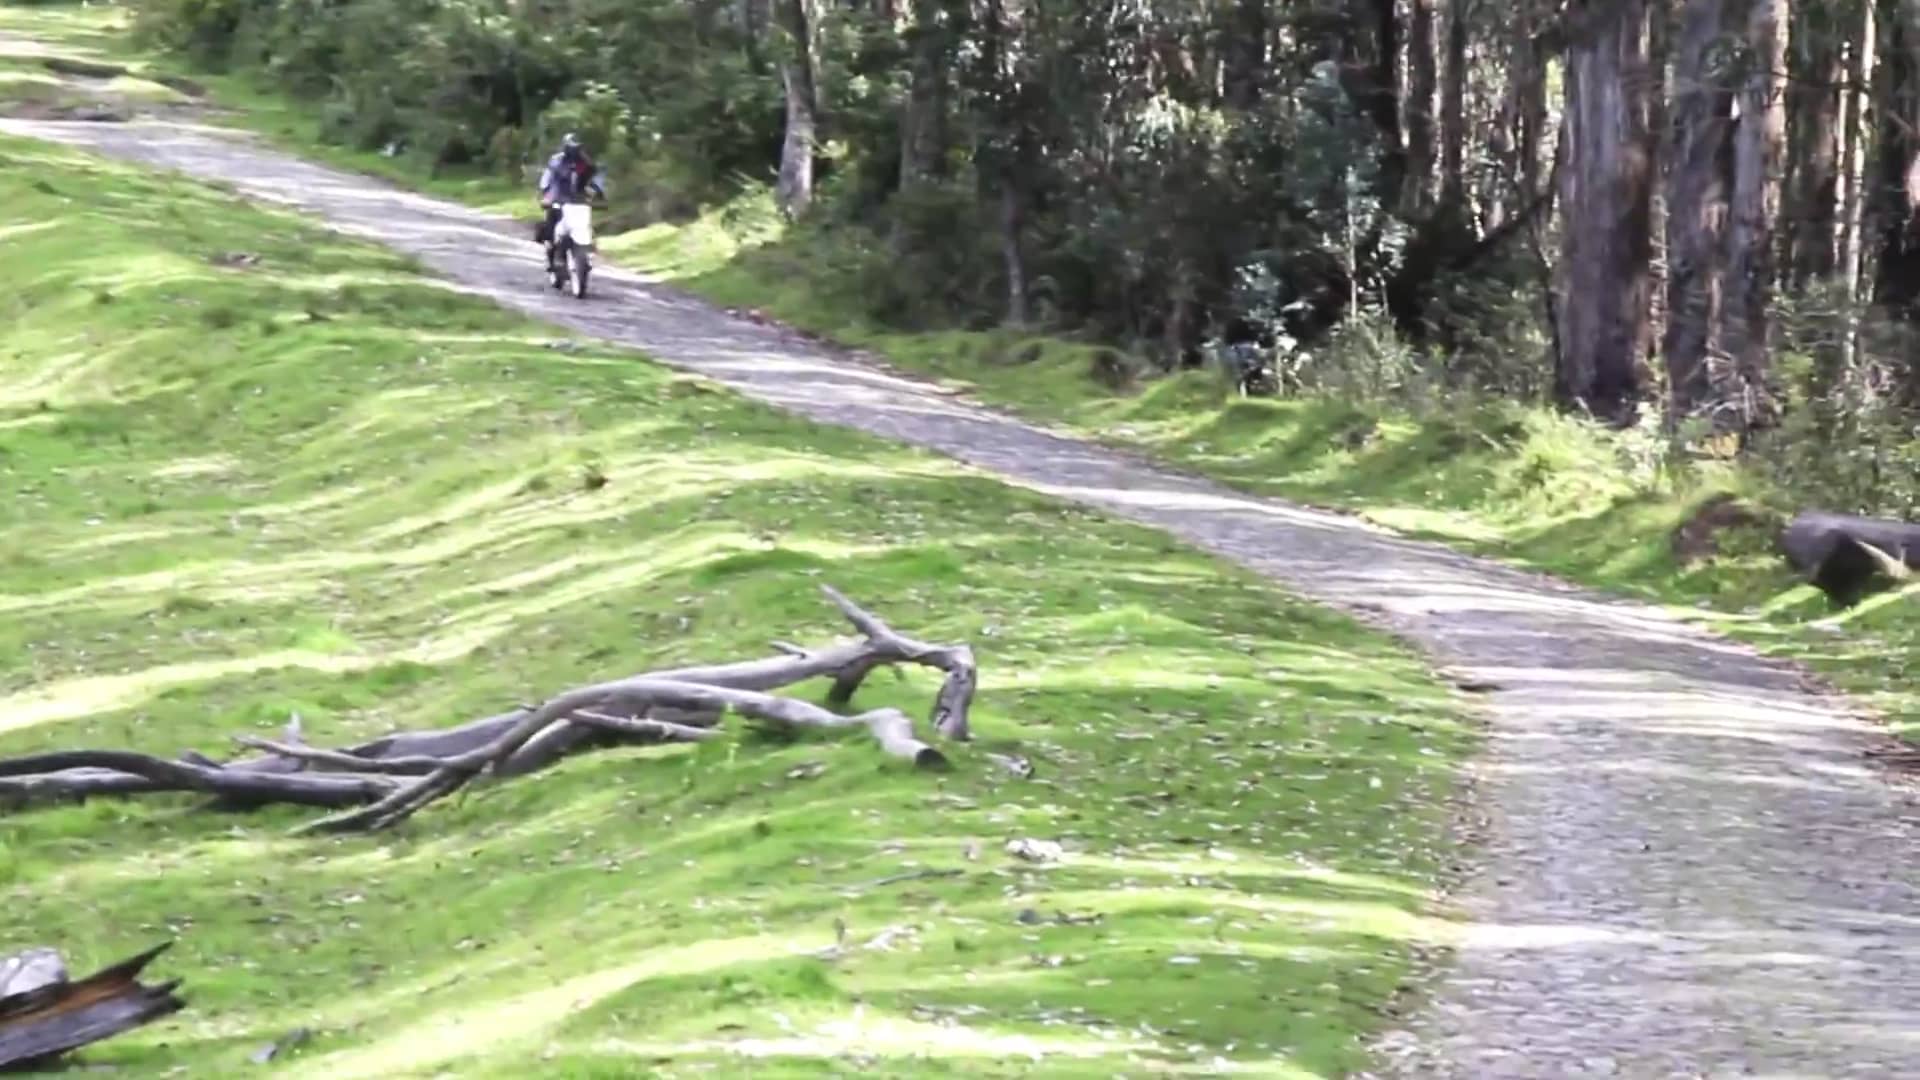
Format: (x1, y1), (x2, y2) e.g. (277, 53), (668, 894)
(819, 585), (976, 741)
(304, 675), (949, 834)
(0, 586), (974, 833)
(0, 751), (399, 809)
(1779, 511), (1920, 606)
(0, 942), (184, 1071)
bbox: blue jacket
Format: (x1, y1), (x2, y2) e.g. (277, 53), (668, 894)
(537, 152), (604, 204)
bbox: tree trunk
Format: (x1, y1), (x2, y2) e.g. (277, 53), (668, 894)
(1557, 0), (1657, 420)
(1646, 0), (1674, 352)
(1406, 0), (1438, 214)
(1785, 4), (1845, 285)
(1838, 2), (1877, 374)
(1223, 0), (1268, 110)
(1337, 0), (1407, 205)
(1440, 0), (1468, 207)
(1873, 0), (1920, 319)
(774, 0), (817, 217)
(1663, 0), (1733, 419)
(1718, 0), (1788, 420)
(899, 0), (954, 191)
(979, 0), (1029, 325)
(1520, 27), (1550, 199)
(1001, 180), (1029, 325)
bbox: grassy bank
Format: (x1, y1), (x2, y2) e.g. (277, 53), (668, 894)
(0, 109), (1473, 1080)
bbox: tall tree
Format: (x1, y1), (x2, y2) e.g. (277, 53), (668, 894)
(774, 0), (817, 216)
(1406, 0), (1439, 213)
(975, 0), (1032, 325)
(1337, 0), (1408, 206)
(1440, 0), (1469, 207)
(1222, 0), (1268, 110)
(1839, 0), (1878, 373)
(1873, 0), (1920, 319)
(1558, 0), (1657, 419)
(1785, 1), (1847, 284)
(1720, 0), (1789, 417)
(1664, 0), (1733, 417)
(899, 0), (959, 191)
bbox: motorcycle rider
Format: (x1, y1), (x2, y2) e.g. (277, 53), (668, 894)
(536, 133), (605, 270)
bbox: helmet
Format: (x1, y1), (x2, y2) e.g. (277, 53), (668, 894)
(560, 133), (583, 160)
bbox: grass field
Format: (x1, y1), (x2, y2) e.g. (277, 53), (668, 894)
(0, 116), (1471, 1080)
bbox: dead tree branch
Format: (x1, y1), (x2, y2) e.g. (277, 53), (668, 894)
(0, 942), (184, 1071)
(0, 586), (975, 833)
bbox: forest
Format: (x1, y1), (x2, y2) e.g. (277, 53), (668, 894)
(132, 0), (1917, 509)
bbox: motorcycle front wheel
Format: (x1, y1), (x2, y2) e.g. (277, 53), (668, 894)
(568, 247), (591, 300)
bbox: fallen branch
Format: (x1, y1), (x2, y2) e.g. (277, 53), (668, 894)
(1, 586), (975, 833)
(0, 751), (397, 809)
(0, 942), (184, 1071)
(819, 585), (976, 740)
(232, 736), (447, 776)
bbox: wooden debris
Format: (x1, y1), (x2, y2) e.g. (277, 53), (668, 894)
(0, 942), (183, 1071)
(0, 586), (976, 833)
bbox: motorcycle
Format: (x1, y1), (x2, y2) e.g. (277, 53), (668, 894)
(545, 199), (598, 300)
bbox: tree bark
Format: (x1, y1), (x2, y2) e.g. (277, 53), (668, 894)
(774, 0), (817, 217)
(1337, 0), (1407, 205)
(1223, 0), (1268, 110)
(1719, 0), (1788, 422)
(899, 0), (956, 191)
(1786, 3), (1846, 285)
(1663, 0), (1733, 419)
(1488, 0), (1552, 229)
(1406, 0), (1439, 214)
(1000, 176), (1029, 326)
(1440, 0), (1469, 207)
(1516, 3), (1550, 200)
(0, 943), (183, 1071)
(1873, 0), (1920, 319)
(1647, 0), (1675, 352)
(1840, 9), (1877, 295)
(1557, 0), (1657, 420)
(1838, 1), (1878, 374)
(977, 0), (1030, 326)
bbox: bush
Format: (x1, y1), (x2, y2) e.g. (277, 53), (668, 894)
(133, 0), (250, 65)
